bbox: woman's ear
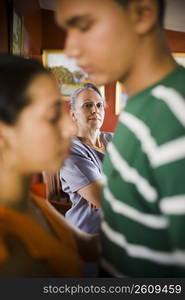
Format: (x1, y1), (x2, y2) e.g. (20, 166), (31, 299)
(129, 0), (159, 34)
(0, 123), (18, 167)
(0, 134), (4, 150)
(70, 111), (77, 122)
(0, 122), (15, 150)
(0, 122), (8, 149)
(0, 123), (11, 163)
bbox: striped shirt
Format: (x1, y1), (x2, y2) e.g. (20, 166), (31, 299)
(101, 65), (185, 277)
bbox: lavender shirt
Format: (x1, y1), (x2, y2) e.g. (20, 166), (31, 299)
(60, 132), (112, 234)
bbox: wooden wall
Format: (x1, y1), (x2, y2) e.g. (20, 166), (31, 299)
(42, 10), (66, 50)
(0, 0), (9, 53)
(165, 30), (185, 52)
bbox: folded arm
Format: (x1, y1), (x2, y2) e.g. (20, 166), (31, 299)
(77, 180), (102, 209)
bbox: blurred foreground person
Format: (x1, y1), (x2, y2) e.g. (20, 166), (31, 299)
(55, 0), (185, 277)
(0, 54), (82, 277)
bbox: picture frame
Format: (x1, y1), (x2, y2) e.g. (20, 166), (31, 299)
(42, 49), (104, 100)
(115, 82), (128, 115)
(173, 52), (185, 67)
(11, 8), (24, 55)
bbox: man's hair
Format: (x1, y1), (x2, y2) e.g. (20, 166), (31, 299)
(70, 83), (104, 111)
(115, 0), (165, 27)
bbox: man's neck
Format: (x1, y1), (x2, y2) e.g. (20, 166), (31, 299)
(122, 29), (177, 97)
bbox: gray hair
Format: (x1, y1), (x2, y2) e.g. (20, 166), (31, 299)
(70, 83), (105, 111)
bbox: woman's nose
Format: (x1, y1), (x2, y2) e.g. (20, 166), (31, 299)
(91, 105), (96, 114)
(91, 104), (99, 114)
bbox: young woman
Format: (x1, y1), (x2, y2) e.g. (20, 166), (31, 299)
(0, 54), (82, 277)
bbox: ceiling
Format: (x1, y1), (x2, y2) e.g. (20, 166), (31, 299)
(39, 0), (185, 32)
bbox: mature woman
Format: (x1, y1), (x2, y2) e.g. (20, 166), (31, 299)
(0, 54), (82, 277)
(60, 83), (112, 234)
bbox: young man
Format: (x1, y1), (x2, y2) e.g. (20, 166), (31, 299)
(55, 0), (185, 277)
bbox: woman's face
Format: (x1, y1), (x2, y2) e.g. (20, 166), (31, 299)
(72, 89), (105, 131)
(6, 74), (75, 174)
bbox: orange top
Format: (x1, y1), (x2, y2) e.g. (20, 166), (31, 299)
(0, 186), (82, 277)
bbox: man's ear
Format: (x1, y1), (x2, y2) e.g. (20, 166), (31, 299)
(129, 0), (159, 34)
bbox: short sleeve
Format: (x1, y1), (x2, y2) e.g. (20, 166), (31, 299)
(60, 147), (101, 193)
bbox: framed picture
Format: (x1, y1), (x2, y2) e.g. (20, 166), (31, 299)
(173, 52), (185, 67)
(11, 8), (23, 55)
(42, 49), (104, 100)
(42, 50), (86, 100)
(115, 82), (128, 115)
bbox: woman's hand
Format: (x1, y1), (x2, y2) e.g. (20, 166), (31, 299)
(89, 203), (98, 210)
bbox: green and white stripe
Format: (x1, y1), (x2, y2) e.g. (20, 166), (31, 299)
(101, 66), (185, 277)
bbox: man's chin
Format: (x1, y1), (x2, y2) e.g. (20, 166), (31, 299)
(89, 73), (109, 86)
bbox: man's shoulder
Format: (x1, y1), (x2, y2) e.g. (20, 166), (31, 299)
(152, 65), (185, 98)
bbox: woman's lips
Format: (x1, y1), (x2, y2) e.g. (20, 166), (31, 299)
(88, 117), (101, 122)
